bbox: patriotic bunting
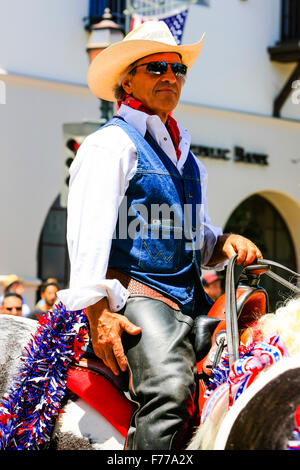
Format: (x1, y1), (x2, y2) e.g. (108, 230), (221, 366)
(130, 7), (189, 45)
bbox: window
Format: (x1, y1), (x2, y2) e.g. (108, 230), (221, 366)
(126, 0), (208, 17)
(86, 0), (126, 30)
(38, 195), (69, 289)
(281, 0), (300, 43)
(85, 1), (209, 34)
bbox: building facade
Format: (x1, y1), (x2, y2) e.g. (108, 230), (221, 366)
(0, 0), (299, 309)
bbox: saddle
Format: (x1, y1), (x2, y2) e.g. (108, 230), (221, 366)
(67, 355), (133, 438)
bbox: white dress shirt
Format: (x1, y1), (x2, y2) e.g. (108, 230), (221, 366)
(58, 105), (225, 311)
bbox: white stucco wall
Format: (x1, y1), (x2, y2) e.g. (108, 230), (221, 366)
(0, 0), (90, 84)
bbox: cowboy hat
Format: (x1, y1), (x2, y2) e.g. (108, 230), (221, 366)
(87, 20), (205, 102)
(3, 274), (23, 289)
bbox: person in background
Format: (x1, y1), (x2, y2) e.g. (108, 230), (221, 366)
(29, 281), (59, 319)
(0, 292), (23, 316)
(1, 274), (30, 317)
(35, 278), (59, 310)
(202, 272), (222, 302)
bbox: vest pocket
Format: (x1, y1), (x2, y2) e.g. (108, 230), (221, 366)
(138, 223), (183, 273)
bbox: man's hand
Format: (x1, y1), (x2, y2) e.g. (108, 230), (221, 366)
(85, 298), (142, 375)
(208, 233), (262, 266)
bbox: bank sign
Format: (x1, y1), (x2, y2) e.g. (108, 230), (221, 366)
(191, 144), (268, 166)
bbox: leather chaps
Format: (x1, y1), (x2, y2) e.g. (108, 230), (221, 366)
(121, 296), (200, 450)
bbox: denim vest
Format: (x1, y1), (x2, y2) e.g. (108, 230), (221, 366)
(105, 116), (212, 316)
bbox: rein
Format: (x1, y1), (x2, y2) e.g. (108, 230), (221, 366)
(256, 258), (300, 295)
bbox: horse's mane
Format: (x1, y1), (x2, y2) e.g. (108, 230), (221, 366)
(242, 296), (300, 356)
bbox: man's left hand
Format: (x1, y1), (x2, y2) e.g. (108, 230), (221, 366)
(209, 233), (262, 266)
(221, 233), (262, 265)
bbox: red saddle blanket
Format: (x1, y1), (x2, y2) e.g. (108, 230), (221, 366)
(67, 362), (133, 438)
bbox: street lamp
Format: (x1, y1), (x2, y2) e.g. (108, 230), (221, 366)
(86, 8), (124, 122)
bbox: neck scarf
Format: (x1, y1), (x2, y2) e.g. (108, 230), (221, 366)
(118, 94), (182, 160)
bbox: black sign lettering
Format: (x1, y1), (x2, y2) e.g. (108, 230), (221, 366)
(191, 144), (268, 166)
(234, 146), (268, 165)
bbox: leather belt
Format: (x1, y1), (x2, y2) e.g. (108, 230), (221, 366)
(106, 268), (180, 311)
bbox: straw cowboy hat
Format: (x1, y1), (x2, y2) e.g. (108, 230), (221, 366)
(87, 20), (205, 102)
(3, 274), (23, 290)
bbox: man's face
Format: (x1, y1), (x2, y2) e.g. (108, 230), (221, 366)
(121, 52), (185, 122)
(1, 295), (23, 316)
(43, 285), (58, 308)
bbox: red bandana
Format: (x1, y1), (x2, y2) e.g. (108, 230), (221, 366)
(118, 94), (182, 160)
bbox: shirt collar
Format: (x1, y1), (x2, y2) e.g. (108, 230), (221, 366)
(118, 104), (191, 169)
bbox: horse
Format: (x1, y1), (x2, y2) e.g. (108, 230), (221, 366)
(0, 258), (299, 450)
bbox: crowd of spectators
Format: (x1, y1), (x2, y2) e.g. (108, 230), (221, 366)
(0, 274), (59, 320)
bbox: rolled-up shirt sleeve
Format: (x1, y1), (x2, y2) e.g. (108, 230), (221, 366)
(58, 126), (137, 311)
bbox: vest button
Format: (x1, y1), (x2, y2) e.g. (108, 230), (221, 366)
(186, 287), (192, 294)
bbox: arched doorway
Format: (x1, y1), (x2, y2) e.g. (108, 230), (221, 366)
(37, 195), (70, 291)
(224, 194), (297, 310)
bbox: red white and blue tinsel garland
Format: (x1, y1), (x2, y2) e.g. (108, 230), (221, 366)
(0, 302), (89, 450)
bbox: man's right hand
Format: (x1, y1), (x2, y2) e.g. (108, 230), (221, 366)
(85, 298), (142, 375)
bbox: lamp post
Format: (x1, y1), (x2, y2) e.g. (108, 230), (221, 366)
(86, 8), (124, 122)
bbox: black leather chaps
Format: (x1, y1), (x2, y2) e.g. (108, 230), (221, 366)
(121, 296), (201, 450)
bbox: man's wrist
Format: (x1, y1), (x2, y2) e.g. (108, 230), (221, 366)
(85, 297), (110, 324)
(207, 233), (231, 266)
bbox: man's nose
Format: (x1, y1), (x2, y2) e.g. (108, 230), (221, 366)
(162, 65), (177, 82)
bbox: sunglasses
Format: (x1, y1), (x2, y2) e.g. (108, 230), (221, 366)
(131, 61), (187, 78)
(5, 307), (22, 311)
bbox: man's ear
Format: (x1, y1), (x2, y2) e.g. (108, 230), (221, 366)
(121, 74), (133, 95)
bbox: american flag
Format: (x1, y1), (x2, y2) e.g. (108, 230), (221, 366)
(129, 8), (189, 45)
